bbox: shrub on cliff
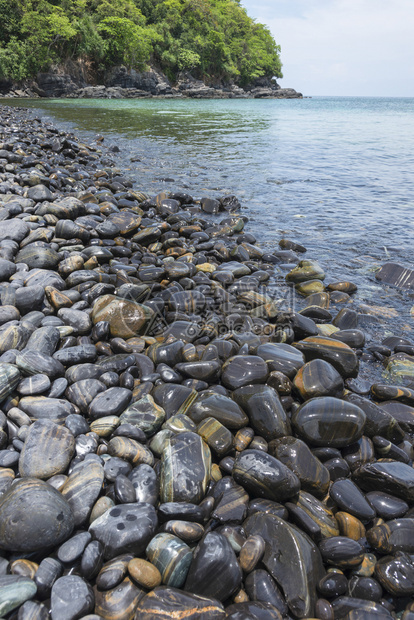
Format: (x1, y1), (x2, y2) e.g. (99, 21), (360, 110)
(0, 0), (283, 85)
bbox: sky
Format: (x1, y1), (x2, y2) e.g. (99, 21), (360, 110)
(240, 0), (414, 96)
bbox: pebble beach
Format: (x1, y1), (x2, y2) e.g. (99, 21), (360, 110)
(0, 104), (413, 620)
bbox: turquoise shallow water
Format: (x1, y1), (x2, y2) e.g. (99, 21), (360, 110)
(3, 96), (414, 341)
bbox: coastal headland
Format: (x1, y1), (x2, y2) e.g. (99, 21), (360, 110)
(0, 104), (413, 619)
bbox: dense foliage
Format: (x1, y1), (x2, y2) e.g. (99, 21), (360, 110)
(0, 0), (282, 85)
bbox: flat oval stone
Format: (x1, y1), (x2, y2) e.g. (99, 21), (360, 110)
(162, 521), (205, 544)
(0, 478), (74, 552)
(196, 417), (233, 457)
(66, 379), (106, 414)
(16, 244), (60, 270)
(187, 392), (248, 430)
(96, 554), (132, 591)
(233, 450), (300, 502)
(185, 532), (242, 602)
(19, 419), (75, 479)
(17, 373), (51, 396)
(135, 586), (225, 620)
(89, 502), (157, 560)
(0, 363), (21, 402)
(330, 478), (376, 522)
(256, 343), (305, 379)
(268, 436), (330, 499)
(319, 536), (365, 568)
(61, 461), (104, 526)
(375, 553), (414, 597)
(366, 518), (414, 553)
(120, 394), (166, 437)
(221, 355), (269, 390)
(0, 575), (37, 617)
(147, 533), (193, 588)
(244, 511), (325, 618)
(293, 359), (344, 400)
(353, 461), (414, 502)
(160, 432), (211, 504)
(232, 385), (291, 441)
(128, 558), (161, 589)
(15, 350), (64, 379)
(57, 531), (91, 563)
(292, 396), (366, 447)
(91, 294), (154, 339)
(239, 535), (266, 573)
(365, 491), (408, 520)
(88, 387), (132, 420)
(295, 336), (359, 378)
(51, 575), (94, 620)
(94, 577), (143, 619)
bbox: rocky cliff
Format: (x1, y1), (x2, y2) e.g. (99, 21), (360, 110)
(0, 64), (302, 100)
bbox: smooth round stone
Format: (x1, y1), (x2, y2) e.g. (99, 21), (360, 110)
(290, 491), (339, 539)
(332, 329), (366, 348)
(17, 374), (51, 396)
(19, 419), (75, 479)
(0, 363), (21, 402)
(336, 512), (366, 541)
(366, 518), (414, 554)
(15, 350), (64, 379)
(57, 531), (91, 563)
(128, 463), (159, 505)
(115, 474), (137, 504)
(221, 355), (269, 390)
(239, 535), (266, 573)
(352, 461), (414, 502)
(233, 450), (300, 502)
(319, 537), (365, 568)
(210, 477), (249, 524)
(232, 385), (291, 441)
(268, 436), (330, 499)
(244, 511), (324, 618)
(330, 478), (376, 522)
(120, 394), (166, 437)
(365, 491), (409, 520)
(108, 436), (154, 466)
(331, 597), (393, 619)
(147, 533), (193, 588)
(94, 577), (143, 620)
(187, 392), (248, 430)
(53, 344), (97, 366)
(318, 572), (348, 598)
(295, 336), (359, 378)
(66, 379), (106, 414)
(293, 359), (344, 400)
(88, 386), (132, 420)
(57, 308), (92, 336)
(160, 431), (211, 504)
(292, 396), (366, 447)
(96, 554), (132, 591)
(51, 575), (94, 620)
(185, 532), (242, 602)
(89, 502), (157, 560)
(0, 575), (37, 617)
(91, 294), (154, 339)
(0, 478), (74, 552)
(128, 558), (162, 589)
(196, 417), (233, 456)
(25, 326), (60, 356)
(17, 600), (49, 620)
(61, 461), (104, 526)
(375, 554), (414, 596)
(348, 575), (382, 602)
(162, 520), (204, 543)
(33, 557), (62, 599)
(256, 343), (305, 379)
(244, 570), (287, 616)
(16, 244), (60, 270)
(0, 324), (30, 355)
(135, 586), (225, 619)
(158, 503), (204, 524)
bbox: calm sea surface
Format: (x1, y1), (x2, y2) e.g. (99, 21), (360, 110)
(4, 96), (414, 348)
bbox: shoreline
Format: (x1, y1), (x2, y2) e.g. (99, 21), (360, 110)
(0, 103), (413, 618)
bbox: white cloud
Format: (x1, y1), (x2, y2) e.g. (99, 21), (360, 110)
(241, 0), (414, 96)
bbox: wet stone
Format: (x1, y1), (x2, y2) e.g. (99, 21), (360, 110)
(89, 502), (157, 560)
(233, 384), (291, 442)
(94, 576), (143, 620)
(221, 355), (269, 390)
(91, 294), (154, 339)
(184, 532), (242, 602)
(50, 575), (94, 620)
(147, 533), (193, 588)
(365, 491), (409, 520)
(0, 575), (37, 617)
(292, 396), (366, 447)
(244, 570), (287, 616)
(19, 419), (75, 479)
(366, 518), (414, 554)
(257, 343), (305, 379)
(187, 391), (248, 430)
(293, 359), (344, 400)
(0, 478), (74, 552)
(233, 449), (300, 503)
(134, 586), (225, 620)
(120, 394), (166, 437)
(160, 431), (211, 504)
(319, 536), (365, 568)
(375, 553), (414, 597)
(330, 478), (376, 522)
(295, 336), (359, 378)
